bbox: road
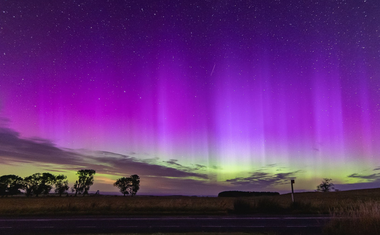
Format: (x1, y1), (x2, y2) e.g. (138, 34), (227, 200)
(0, 216), (330, 234)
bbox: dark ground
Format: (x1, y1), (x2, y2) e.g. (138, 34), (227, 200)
(0, 216), (330, 235)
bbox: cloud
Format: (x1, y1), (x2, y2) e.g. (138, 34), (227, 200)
(135, 176), (229, 196)
(164, 159), (207, 172)
(0, 127), (208, 180)
(0, 127), (83, 166)
(348, 173), (380, 181)
(332, 170), (380, 192)
(88, 152), (209, 179)
(226, 171), (299, 189)
(195, 164), (207, 169)
(165, 159), (182, 167)
(334, 180), (380, 191)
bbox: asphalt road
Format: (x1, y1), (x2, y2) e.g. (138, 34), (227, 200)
(0, 216), (330, 235)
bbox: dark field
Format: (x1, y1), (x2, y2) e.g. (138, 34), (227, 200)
(1, 188), (380, 216)
(1, 189), (380, 234)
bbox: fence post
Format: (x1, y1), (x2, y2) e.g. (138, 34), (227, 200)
(291, 180), (295, 203)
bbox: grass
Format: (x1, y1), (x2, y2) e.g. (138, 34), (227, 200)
(0, 196), (234, 216)
(324, 200), (380, 235)
(231, 188), (380, 215)
(3, 190), (380, 235)
(1, 188), (380, 217)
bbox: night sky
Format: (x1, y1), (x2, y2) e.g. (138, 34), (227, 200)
(1, 0), (380, 195)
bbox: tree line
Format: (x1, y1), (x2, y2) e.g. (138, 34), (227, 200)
(0, 169), (140, 197)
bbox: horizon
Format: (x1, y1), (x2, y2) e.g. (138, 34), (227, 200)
(1, 0), (380, 196)
(5, 185), (380, 197)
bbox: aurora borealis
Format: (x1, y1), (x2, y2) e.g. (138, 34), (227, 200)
(1, 0), (380, 195)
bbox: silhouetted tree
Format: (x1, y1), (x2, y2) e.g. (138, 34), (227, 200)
(72, 180), (81, 196)
(113, 174), (140, 196)
(24, 173), (56, 197)
(24, 175), (36, 197)
(54, 175), (69, 196)
(0, 175), (24, 197)
(41, 173), (56, 195)
(113, 177), (131, 196)
(130, 174), (140, 196)
(317, 178), (334, 192)
(74, 169), (96, 196)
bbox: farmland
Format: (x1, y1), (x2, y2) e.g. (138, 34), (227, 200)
(1, 188), (380, 216)
(1, 189), (380, 234)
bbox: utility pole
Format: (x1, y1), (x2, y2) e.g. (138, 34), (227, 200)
(291, 180), (295, 203)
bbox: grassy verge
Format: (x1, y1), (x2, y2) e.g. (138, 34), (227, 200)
(231, 188), (380, 215)
(232, 198), (318, 214)
(323, 201), (380, 235)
